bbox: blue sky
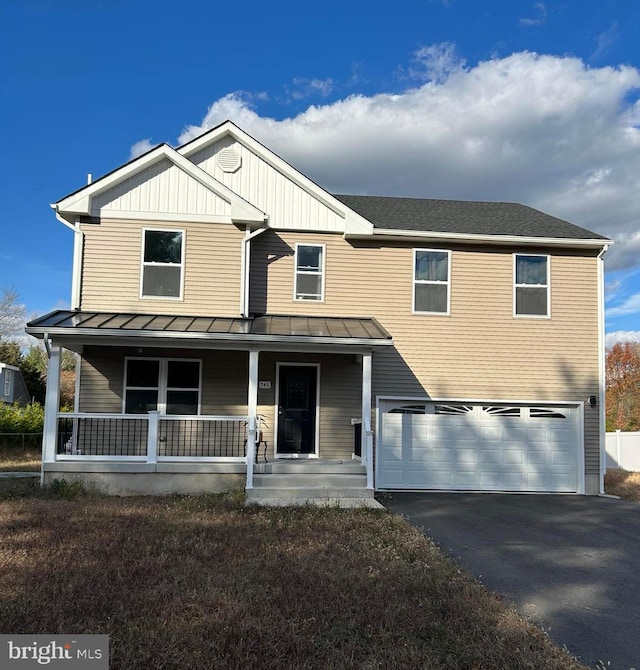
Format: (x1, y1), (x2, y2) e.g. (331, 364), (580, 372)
(2, 0), (640, 345)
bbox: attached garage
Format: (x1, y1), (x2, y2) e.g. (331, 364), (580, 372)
(377, 399), (583, 493)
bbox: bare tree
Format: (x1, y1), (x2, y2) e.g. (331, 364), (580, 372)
(0, 287), (27, 341)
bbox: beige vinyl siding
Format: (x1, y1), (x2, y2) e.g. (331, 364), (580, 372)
(251, 230), (601, 477)
(80, 218), (243, 316)
(79, 347), (360, 461)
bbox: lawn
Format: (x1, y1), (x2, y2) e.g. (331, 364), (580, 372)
(0, 443), (41, 472)
(604, 468), (640, 502)
(0, 482), (586, 670)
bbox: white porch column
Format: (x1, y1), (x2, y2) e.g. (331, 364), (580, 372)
(42, 345), (62, 475)
(361, 352), (374, 490)
(246, 349), (259, 489)
(147, 411), (159, 464)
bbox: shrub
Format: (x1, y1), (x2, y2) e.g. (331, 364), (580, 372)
(0, 402), (44, 434)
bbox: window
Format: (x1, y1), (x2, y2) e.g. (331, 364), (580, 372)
(141, 229), (184, 298)
(124, 358), (200, 415)
(514, 254), (549, 317)
(413, 249), (450, 314)
(295, 244), (325, 301)
(3, 369), (12, 398)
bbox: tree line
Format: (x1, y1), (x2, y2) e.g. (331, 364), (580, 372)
(0, 287), (75, 407)
(606, 341), (640, 432)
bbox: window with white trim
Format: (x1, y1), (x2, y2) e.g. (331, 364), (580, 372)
(3, 369), (12, 398)
(124, 358), (201, 415)
(295, 244), (325, 301)
(413, 249), (450, 314)
(514, 254), (549, 317)
(141, 229), (184, 298)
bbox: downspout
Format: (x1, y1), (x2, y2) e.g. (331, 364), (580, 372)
(597, 244), (609, 494)
(240, 223), (268, 318)
(52, 206), (83, 310)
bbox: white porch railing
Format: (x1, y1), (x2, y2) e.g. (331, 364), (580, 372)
(53, 412), (250, 463)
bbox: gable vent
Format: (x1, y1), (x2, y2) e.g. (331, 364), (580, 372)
(216, 148), (242, 173)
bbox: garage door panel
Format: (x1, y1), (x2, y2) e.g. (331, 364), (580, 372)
(504, 449), (525, 465)
(377, 400), (579, 492)
(480, 449), (502, 464)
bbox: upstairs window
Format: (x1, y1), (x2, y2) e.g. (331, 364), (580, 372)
(413, 249), (451, 314)
(295, 244), (325, 301)
(514, 254), (550, 317)
(141, 229), (184, 299)
(124, 358), (201, 415)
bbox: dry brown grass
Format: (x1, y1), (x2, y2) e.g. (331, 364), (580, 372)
(0, 444), (41, 472)
(605, 468), (640, 502)
(0, 484), (586, 670)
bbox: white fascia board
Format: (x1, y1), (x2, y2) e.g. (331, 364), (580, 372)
(178, 121), (374, 235)
(348, 228), (614, 249)
(55, 143), (266, 225)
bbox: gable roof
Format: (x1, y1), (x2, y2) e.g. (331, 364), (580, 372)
(54, 142), (266, 226)
(178, 120), (374, 235)
(333, 195), (609, 242)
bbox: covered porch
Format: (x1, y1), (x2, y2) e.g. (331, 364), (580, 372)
(26, 310), (392, 504)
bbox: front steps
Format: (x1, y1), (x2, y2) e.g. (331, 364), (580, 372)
(245, 459), (383, 508)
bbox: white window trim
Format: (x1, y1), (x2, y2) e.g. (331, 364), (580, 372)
(513, 253), (551, 319)
(293, 243), (326, 302)
(412, 248), (451, 316)
(3, 369), (12, 398)
(123, 357), (202, 415)
(139, 228), (186, 301)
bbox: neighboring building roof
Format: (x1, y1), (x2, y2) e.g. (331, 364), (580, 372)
(26, 310), (392, 347)
(333, 194), (609, 241)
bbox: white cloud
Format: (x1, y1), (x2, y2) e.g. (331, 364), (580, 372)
(606, 330), (640, 348)
(178, 49), (640, 272)
(405, 42), (465, 83)
(288, 78), (334, 100)
(592, 21), (619, 62)
(519, 3), (547, 27)
(607, 292), (640, 318)
(129, 138), (155, 160)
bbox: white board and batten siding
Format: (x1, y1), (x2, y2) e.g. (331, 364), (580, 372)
(377, 399), (583, 493)
(188, 137), (347, 232)
(91, 158), (232, 221)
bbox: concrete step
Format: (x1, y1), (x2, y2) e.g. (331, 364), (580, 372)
(246, 486), (374, 500)
(253, 473), (366, 489)
(259, 460), (365, 475)
(245, 496), (384, 509)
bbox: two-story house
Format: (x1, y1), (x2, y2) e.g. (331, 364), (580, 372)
(26, 121), (611, 504)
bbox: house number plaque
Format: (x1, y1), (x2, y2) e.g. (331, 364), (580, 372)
(259, 381), (271, 389)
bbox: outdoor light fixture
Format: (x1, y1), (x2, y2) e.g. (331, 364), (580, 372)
(588, 395), (597, 407)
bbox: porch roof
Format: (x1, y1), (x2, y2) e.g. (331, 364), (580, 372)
(26, 310), (393, 349)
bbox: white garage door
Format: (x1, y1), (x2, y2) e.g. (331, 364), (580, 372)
(377, 401), (580, 492)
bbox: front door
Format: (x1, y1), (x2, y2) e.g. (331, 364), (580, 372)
(277, 365), (317, 456)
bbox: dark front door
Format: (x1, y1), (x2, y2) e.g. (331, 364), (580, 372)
(277, 365), (317, 455)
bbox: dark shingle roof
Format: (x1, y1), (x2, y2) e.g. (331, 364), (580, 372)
(333, 194), (608, 240)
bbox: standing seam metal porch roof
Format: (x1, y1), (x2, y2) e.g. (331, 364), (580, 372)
(26, 310), (393, 345)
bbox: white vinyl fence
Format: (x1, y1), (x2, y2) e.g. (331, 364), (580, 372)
(606, 431), (640, 471)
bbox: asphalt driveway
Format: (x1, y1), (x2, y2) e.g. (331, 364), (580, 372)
(384, 493), (640, 670)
